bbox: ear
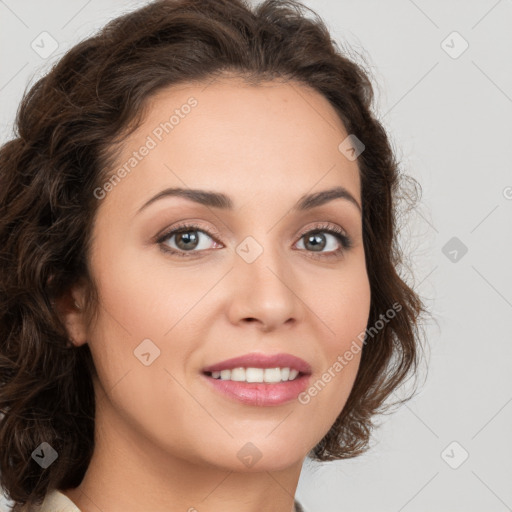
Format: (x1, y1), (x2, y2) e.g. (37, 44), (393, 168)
(53, 278), (89, 347)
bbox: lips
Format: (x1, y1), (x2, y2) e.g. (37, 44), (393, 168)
(202, 352), (313, 375)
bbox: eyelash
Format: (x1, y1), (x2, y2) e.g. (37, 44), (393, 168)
(155, 222), (353, 260)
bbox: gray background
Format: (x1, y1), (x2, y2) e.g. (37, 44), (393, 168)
(1, 1), (511, 511)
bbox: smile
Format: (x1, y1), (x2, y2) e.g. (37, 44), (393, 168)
(205, 367), (300, 383)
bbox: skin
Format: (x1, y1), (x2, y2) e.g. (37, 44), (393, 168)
(57, 77), (371, 512)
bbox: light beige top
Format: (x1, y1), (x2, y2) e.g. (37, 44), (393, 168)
(20, 490), (80, 512)
(20, 489), (306, 512)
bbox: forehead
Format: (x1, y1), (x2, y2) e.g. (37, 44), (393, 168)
(100, 77), (361, 214)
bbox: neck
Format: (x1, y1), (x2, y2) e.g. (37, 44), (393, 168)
(62, 389), (304, 512)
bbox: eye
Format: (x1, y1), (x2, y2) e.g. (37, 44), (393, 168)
(156, 222), (220, 257)
(295, 223), (352, 259)
(155, 222), (352, 259)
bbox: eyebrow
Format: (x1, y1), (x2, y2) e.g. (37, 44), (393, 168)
(136, 185), (361, 215)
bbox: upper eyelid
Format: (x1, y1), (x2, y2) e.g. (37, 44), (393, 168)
(156, 222), (221, 243)
(156, 221), (349, 247)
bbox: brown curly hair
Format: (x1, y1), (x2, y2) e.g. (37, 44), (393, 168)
(0, 0), (428, 509)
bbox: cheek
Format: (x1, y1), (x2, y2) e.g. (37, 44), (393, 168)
(298, 281), (368, 440)
(314, 257), (371, 352)
(306, 258), (370, 405)
(88, 237), (199, 338)
(84, 241), (206, 448)
(85, 237), (213, 388)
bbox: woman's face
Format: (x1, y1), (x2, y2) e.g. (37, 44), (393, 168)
(74, 77), (371, 471)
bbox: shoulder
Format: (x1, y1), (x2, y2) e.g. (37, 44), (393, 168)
(18, 489), (81, 512)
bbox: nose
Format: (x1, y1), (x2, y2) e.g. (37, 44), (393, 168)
(225, 240), (304, 332)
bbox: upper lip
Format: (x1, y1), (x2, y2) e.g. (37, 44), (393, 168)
(202, 352), (312, 374)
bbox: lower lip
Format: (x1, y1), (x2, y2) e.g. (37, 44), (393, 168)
(202, 373), (311, 406)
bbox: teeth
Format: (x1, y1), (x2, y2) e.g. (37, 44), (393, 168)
(230, 368), (245, 381)
(246, 368), (264, 382)
(280, 367), (290, 381)
(209, 367), (301, 383)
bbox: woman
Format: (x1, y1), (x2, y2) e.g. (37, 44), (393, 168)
(0, 0), (427, 511)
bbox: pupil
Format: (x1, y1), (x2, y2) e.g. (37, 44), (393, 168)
(177, 231), (198, 250)
(306, 232), (325, 251)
